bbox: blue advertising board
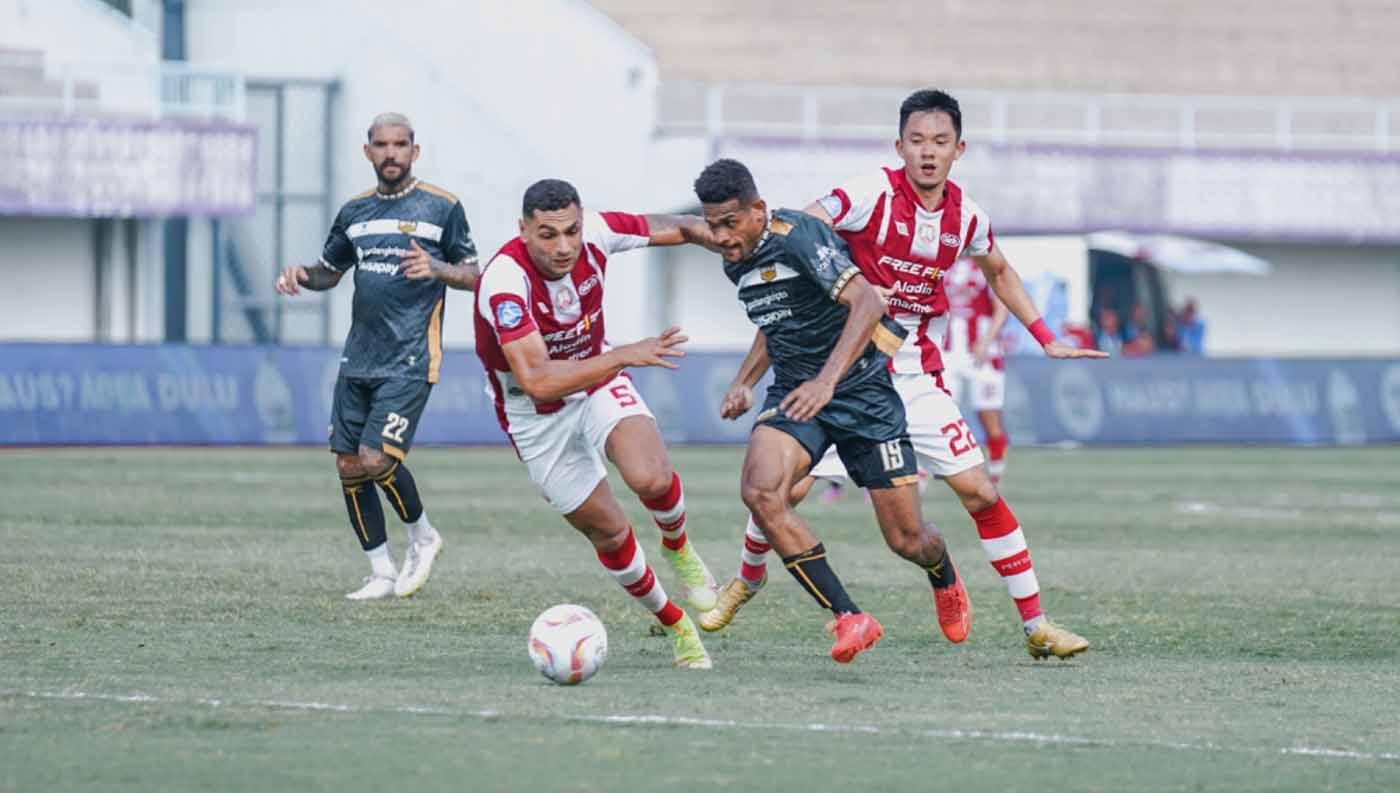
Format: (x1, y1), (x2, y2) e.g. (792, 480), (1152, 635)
(2, 344), (1398, 446)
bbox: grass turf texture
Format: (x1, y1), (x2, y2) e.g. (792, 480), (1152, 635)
(2, 446), (1398, 792)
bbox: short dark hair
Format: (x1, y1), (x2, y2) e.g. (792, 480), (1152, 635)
(522, 178), (580, 218)
(693, 159), (759, 205)
(899, 89), (962, 138)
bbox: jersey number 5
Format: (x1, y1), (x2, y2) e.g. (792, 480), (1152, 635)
(941, 420), (978, 457)
(609, 384), (638, 408)
(382, 412), (410, 443)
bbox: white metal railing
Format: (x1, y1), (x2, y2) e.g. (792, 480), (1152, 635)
(658, 82), (1400, 152)
(0, 59), (246, 121)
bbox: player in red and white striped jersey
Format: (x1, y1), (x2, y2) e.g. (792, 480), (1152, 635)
(711, 90), (1107, 660)
(474, 179), (721, 670)
(942, 256), (1012, 484)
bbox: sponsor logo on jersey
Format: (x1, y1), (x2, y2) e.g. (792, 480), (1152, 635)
(745, 290), (789, 311)
(877, 255), (946, 280)
(495, 300), (524, 329)
(754, 308), (794, 327)
(940, 232), (961, 248)
(358, 260), (400, 275)
(577, 274), (600, 296)
(918, 224), (935, 244)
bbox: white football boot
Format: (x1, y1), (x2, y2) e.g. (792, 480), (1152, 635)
(346, 575), (396, 600)
(394, 533), (443, 597)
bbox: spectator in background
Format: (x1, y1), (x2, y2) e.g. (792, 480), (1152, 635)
(1123, 303), (1156, 357)
(1159, 314), (1182, 353)
(1179, 298), (1206, 355)
(1095, 307), (1123, 355)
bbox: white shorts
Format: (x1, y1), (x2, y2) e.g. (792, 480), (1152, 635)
(505, 375), (654, 514)
(809, 372), (985, 481)
(941, 352), (1006, 412)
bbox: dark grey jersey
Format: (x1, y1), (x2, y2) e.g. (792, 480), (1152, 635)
(723, 208), (906, 391)
(320, 180), (476, 383)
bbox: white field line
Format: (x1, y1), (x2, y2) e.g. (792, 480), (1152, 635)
(6, 688), (1400, 765)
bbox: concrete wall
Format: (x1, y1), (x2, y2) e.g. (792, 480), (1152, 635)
(1165, 243), (1400, 356)
(182, 0), (667, 349)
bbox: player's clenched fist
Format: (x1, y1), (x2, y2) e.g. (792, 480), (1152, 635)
(275, 265), (309, 296)
(619, 326), (688, 370)
(719, 383), (754, 420)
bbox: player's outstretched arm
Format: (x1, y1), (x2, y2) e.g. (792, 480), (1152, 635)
(974, 245), (1108, 360)
(401, 240), (480, 291)
(720, 330), (771, 420)
(275, 263), (344, 295)
(643, 214), (724, 252)
(502, 326), (688, 403)
(780, 273), (886, 422)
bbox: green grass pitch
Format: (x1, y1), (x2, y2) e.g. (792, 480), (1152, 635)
(3, 446), (1398, 792)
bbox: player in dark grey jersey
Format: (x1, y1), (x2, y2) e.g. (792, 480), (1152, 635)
(276, 113), (477, 600)
(691, 159), (963, 664)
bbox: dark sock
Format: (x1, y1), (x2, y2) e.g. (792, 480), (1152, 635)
(374, 461), (424, 523)
(782, 543), (861, 614)
(342, 475), (387, 551)
(924, 547), (958, 590)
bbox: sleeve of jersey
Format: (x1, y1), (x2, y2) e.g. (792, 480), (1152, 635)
(441, 202), (478, 263)
(964, 202), (995, 257)
(789, 220), (863, 302)
(818, 172), (887, 233)
(318, 209), (357, 272)
(587, 211), (651, 255)
(476, 259), (537, 344)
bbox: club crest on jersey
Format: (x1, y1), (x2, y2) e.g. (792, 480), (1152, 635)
(940, 232), (961, 248)
(495, 300), (524, 329)
(398, 220), (418, 234)
(760, 266), (777, 282)
(555, 289), (576, 311)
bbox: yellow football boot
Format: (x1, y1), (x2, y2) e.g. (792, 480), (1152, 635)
(1026, 620), (1090, 660)
(698, 574), (765, 632)
(660, 543), (719, 612)
(668, 613), (713, 669)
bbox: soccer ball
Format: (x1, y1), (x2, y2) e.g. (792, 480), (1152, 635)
(527, 604), (608, 685)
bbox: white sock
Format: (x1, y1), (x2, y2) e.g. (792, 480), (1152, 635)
(367, 543), (396, 578)
(1024, 615), (1047, 634)
(409, 511), (438, 544)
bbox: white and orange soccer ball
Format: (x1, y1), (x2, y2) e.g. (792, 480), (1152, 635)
(527, 604), (608, 685)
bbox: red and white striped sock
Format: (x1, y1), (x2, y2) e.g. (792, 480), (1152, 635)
(596, 527), (684, 626)
(970, 498), (1044, 632)
(738, 515), (770, 585)
(985, 434), (1009, 485)
(641, 472), (688, 552)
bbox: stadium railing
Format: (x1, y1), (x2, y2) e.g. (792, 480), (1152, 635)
(657, 81), (1400, 152)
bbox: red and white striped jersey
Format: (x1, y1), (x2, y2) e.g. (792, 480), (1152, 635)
(818, 167), (994, 374)
(942, 256), (1003, 368)
(473, 211), (650, 424)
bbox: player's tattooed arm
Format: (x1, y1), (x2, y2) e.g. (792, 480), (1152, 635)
(644, 214), (724, 253)
(502, 327), (689, 403)
(401, 240), (479, 290)
(721, 330), (770, 420)
(973, 246), (1108, 360)
(275, 262), (344, 295)
(780, 273), (886, 422)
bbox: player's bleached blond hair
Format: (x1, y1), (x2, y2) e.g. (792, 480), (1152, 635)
(367, 112), (415, 142)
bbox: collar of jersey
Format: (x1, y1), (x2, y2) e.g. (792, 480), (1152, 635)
(889, 167), (957, 215)
(740, 213), (773, 264)
(376, 178), (420, 200)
